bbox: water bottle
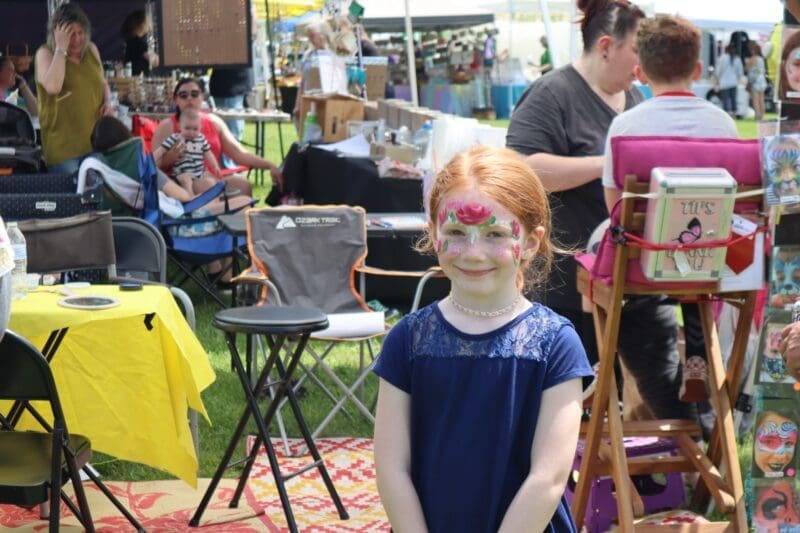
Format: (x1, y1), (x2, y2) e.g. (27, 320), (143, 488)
(301, 102), (323, 144)
(7, 222), (27, 300)
(413, 120), (433, 163)
(413, 121), (435, 171)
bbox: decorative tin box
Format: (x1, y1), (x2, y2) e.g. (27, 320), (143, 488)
(640, 168), (737, 282)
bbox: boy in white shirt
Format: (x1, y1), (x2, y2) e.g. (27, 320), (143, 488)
(601, 14), (739, 410)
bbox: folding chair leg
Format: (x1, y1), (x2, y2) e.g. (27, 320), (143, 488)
(189, 408), (200, 459)
(312, 360), (377, 439)
(253, 334), (293, 456)
(696, 301), (747, 528)
(310, 350), (376, 422)
(81, 467), (145, 532)
(64, 452), (94, 532)
(693, 292), (756, 509)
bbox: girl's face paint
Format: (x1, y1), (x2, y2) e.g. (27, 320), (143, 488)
(787, 48), (800, 92)
(755, 412), (798, 477)
(434, 190), (534, 305)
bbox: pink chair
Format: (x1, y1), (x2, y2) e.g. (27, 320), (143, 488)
(572, 136), (763, 532)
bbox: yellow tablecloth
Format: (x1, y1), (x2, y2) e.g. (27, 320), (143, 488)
(7, 285), (215, 487)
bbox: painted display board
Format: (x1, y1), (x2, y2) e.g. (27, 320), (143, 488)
(156, 0), (252, 68)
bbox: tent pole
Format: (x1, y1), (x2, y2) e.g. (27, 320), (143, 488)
(263, 0), (281, 111)
(569, 0), (579, 63)
(404, 0), (418, 105)
(539, 0), (559, 68)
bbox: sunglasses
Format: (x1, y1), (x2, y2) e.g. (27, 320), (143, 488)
(177, 90), (201, 99)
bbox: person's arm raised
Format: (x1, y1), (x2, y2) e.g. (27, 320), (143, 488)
(498, 377), (583, 532)
(36, 24), (72, 95)
(152, 121), (185, 170)
(374, 379), (429, 533)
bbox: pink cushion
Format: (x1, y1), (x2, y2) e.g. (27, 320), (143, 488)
(584, 136), (762, 288)
(611, 135), (762, 189)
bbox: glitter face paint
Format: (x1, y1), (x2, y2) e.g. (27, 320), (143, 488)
(436, 200), (523, 265)
(755, 413), (798, 477)
(434, 192), (532, 307)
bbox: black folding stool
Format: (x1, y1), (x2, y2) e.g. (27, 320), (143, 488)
(189, 305), (348, 532)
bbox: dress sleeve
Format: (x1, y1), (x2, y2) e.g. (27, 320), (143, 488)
(372, 318), (412, 393)
(506, 82), (568, 157)
(544, 323), (594, 390)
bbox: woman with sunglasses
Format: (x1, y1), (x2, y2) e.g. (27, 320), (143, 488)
(152, 77), (283, 197)
(35, 3), (114, 174)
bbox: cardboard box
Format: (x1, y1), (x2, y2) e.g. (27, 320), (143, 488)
(299, 94), (365, 143)
(640, 168), (736, 282)
(358, 57), (388, 101)
(364, 100), (379, 121)
(387, 99), (412, 129)
(398, 106), (415, 130)
(410, 108), (440, 132)
(377, 99), (391, 123)
(305, 55), (348, 94)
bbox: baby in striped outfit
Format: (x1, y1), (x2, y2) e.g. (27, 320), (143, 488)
(154, 108), (221, 195)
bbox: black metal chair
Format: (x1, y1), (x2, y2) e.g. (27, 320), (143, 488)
(189, 305), (348, 533)
(0, 330), (144, 532)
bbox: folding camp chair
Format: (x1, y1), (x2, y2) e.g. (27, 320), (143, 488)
(80, 137), (252, 307)
(0, 172), (103, 222)
(131, 114), (249, 176)
(20, 211), (117, 281)
(0, 330), (144, 532)
(572, 136), (763, 531)
(241, 205), (398, 438)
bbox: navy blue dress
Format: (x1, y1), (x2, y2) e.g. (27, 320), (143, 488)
(373, 302), (593, 533)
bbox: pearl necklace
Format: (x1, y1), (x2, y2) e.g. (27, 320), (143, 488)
(449, 293), (522, 318)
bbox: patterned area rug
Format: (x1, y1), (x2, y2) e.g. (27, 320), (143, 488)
(0, 438), (388, 532)
(247, 436), (389, 532)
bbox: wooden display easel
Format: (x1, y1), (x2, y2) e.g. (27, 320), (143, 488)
(572, 170), (762, 531)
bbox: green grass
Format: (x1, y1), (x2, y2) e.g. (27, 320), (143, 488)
(96, 118), (758, 517)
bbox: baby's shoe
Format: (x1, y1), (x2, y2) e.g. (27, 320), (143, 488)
(679, 355), (709, 403)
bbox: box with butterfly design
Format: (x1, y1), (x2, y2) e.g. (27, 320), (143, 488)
(640, 168), (736, 282)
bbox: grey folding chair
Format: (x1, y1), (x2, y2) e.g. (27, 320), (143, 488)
(20, 211), (117, 280)
(240, 205), (391, 438)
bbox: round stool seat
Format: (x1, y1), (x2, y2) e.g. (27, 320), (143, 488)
(213, 305), (329, 335)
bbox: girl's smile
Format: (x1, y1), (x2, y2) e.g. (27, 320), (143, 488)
(434, 190), (539, 311)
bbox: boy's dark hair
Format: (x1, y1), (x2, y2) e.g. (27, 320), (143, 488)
(91, 116), (134, 153)
(636, 15), (700, 84)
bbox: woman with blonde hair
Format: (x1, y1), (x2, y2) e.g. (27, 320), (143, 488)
(35, 3), (113, 173)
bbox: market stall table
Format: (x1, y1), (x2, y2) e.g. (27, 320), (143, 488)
(6, 284), (215, 487)
(281, 144), (424, 212)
